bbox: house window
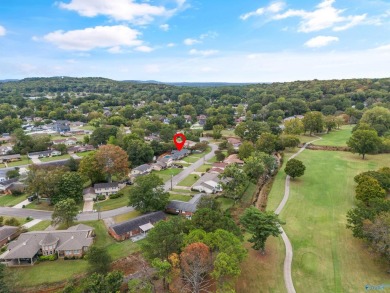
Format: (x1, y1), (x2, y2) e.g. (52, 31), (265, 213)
(65, 250), (72, 255)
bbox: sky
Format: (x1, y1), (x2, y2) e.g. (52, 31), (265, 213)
(0, 0), (390, 82)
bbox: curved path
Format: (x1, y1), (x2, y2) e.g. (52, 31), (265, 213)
(275, 137), (321, 293)
(0, 141), (218, 221)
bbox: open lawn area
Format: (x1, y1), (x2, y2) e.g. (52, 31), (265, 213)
(216, 197), (235, 211)
(40, 154), (71, 162)
(7, 156), (30, 167)
(28, 220), (52, 231)
(94, 194), (129, 211)
(112, 210), (142, 223)
(195, 164), (211, 172)
(178, 174), (200, 187)
(154, 168), (182, 182)
(182, 154), (202, 163)
(267, 150), (390, 293)
(0, 194), (27, 207)
(314, 125), (354, 146)
(26, 200), (83, 211)
(76, 150), (95, 157)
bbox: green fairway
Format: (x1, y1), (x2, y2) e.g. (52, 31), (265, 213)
(314, 125), (354, 146)
(275, 150), (390, 293)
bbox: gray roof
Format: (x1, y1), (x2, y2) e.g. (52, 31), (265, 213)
(110, 211), (166, 236)
(171, 149), (191, 160)
(192, 173), (220, 188)
(0, 178), (18, 187)
(133, 164), (152, 172)
(28, 150), (52, 156)
(1, 225), (93, 260)
(0, 154), (21, 160)
(94, 182), (119, 189)
(0, 226), (19, 242)
(166, 194), (203, 213)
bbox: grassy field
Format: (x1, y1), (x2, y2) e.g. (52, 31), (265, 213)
(182, 154), (202, 163)
(216, 197), (235, 211)
(40, 154), (71, 162)
(76, 150), (95, 157)
(195, 164), (211, 172)
(154, 168), (182, 182)
(95, 195), (129, 211)
(28, 220), (52, 231)
(0, 194), (27, 207)
(112, 210), (142, 223)
(314, 125), (354, 146)
(178, 174), (200, 187)
(264, 149), (390, 293)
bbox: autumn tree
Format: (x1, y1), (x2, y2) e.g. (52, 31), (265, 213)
(284, 158), (305, 179)
(180, 242), (212, 293)
(129, 174), (169, 213)
(347, 129), (381, 159)
(78, 152), (105, 184)
(95, 144), (129, 182)
(51, 198), (79, 228)
(240, 207), (284, 254)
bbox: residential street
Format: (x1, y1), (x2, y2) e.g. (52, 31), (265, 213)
(0, 142), (217, 222)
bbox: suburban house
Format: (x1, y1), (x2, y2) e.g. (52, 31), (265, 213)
(157, 156), (173, 167)
(183, 115), (192, 124)
(227, 137), (242, 150)
(52, 137), (77, 146)
(0, 224), (94, 266)
(68, 144), (95, 153)
(191, 173), (223, 194)
(0, 145), (13, 156)
(94, 182), (119, 197)
(144, 135), (160, 142)
(171, 149), (191, 161)
(184, 140), (197, 148)
(0, 178), (25, 194)
(52, 120), (71, 133)
(209, 167), (224, 174)
(108, 211), (167, 241)
(151, 161), (167, 171)
(27, 150), (61, 159)
(0, 226), (20, 247)
(0, 171), (8, 182)
(224, 154), (244, 165)
(0, 154), (21, 164)
(197, 115), (207, 126)
(131, 164), (152, 175)
(165, 194), (204, 219)
(212, 162), (228, 170)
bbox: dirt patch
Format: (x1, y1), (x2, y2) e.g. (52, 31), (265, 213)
(111, 252), (146, 276)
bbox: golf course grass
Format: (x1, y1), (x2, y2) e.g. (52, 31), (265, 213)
(314, 125), (354, 147)
(270, 150), (390, 293)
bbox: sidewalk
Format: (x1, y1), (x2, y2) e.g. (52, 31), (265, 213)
(22, 219), (42, 229)
(13, 199), (30, 209)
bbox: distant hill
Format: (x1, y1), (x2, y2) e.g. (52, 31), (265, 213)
(123, 80), (258, 87)
(0, 79), (19, 83)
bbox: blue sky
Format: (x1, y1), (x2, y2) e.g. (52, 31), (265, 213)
(1, 0), (390, 82)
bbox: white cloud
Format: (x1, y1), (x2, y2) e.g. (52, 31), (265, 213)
(240, 1), (285, 20)
(0, 25), (6, 36)
(167, 43), (176, 47)
(159, 24), (170, 31)
(200, 31), (218, 39)
(107, 46), (123, 54)
(304, 35), (339, 48)
(58, 0), (186, 25)
(43, 25), (142, 51)
(184, 38), (201, 46)
(189, 49), (218, 56)
(135, 45), (154, 52)
(373, 44), (390, 51)
(272, 0), (367, 32)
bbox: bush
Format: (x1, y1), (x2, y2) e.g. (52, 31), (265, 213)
(11, 190), (23, 196)
(39, 254), (57, 261)
(22, 205), (25, 208)
(4, 217), (20, 226)
(109, 191), (124, 199)
(1, 246), (7, 252)
(26, 216), (33, 222)
(96, 195), (106, 201)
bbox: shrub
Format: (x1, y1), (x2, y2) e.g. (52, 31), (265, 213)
(4, 217), (20, 226)
(22, 205), (25, 208)
(1, 246), (7, 252)
(26, 216), (33, 222)
(11, 190), (23, 196)
(39, 254), (57, 261)
(96, 195), (106, 201)
(109, 191), (124, 199)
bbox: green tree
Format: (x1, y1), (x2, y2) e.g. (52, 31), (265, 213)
(214, 150), (226, 162)
(0, 263), (11, 293)
(51, 198), (79, 228)
(283, 118), (304, 135)
(6, 168), (20, 179)
(78, 152), (105, 184)
(86, 246), (112, 274)
(85, 271), (123, 293)
(243, 155), (265, 183)
(126, 140), (154, 167)
(151, 258), (172, 290)
(360, 106), (390, 136)
(256, 132), (279, 154)
(355, 177), (386, 205)
(347, 129), (382, 159)
(129, 174), (169, 213)
(52, 172), (84, 204)
(284, 158), (305, 179)
(280, 135), (300, 149)
(240, 207), (284, 254)
(212, 124), (224, 139)
(302, 111), (324, 135)
(220, 164), (249, 200)
(238, 141), (254, 160)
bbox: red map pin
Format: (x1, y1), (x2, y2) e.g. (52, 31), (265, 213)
(173, 133), (186, 151)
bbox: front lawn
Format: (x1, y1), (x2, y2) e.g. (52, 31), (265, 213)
(195, 164), (211, 172)
(40, 154), (71, 162)
(154, 168), (182, 182)
(76, 150), (96, 157)
(94, 195), (129, 211)
(182, 155), (202, 163)
(7, 155), (30, 167)
(112, 210), (142, 223)
(0, 194), (27, 207)
(25, 200), (54, 211)
(169, 193), (192, 202)
(28, 220), (52, 231)
(178, 174), (200, 187)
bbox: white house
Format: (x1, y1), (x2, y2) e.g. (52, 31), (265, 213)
(94, 182), (119, 196)
(131, 164), (152, 175)
(191, 173), (223, 194)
